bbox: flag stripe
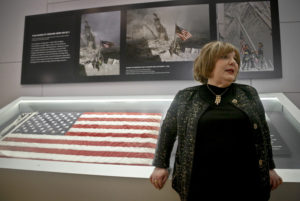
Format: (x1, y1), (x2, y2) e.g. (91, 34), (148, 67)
(5, 134), (157, 143)
(0, 145), (154, 158)
(74, 120), (161, 126)
(67, 128), (159, 134)
(66, 132), (158, 139)
(70, 124), (160, 131)
(3, 137), (156, 148)
(77, 118), (161, 122)
(0, 151), (153, 165)
(0, 141), (155, 153)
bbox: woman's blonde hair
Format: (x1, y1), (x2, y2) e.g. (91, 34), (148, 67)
(193, 41), (240, 84)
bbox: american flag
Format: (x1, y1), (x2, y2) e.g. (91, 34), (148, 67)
(175, 25), (192, 41)
(101, 40), (114, 48)
(0, 112), (162, 166)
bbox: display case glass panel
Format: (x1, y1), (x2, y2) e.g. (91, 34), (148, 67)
(0, 94), (300, 181)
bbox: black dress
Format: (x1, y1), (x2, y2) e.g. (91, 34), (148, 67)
(188, 84), (270, 201)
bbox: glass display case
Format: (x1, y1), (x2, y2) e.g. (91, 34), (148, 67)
(0, 95), (173, 179)
(0, 94), (300, 182)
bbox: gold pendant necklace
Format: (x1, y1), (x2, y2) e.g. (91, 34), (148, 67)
(206, 84), (230, 106)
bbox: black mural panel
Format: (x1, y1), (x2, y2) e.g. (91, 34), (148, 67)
(21, 0), (281, 84)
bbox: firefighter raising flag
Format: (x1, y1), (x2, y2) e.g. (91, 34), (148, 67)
(175, 25), (192, 41)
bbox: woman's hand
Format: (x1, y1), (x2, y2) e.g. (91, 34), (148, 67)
(269, 169), (283, 190)
(150, 167), (169, 190)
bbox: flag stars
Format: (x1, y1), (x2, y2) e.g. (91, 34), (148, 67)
(12, 112), (82, 135)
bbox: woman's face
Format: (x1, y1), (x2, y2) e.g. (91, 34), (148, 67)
(209, 51), (239, 85)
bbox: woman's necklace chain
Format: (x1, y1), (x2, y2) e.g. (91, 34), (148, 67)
(206, 84), (230, 106)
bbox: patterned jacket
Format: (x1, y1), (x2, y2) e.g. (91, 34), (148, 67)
(152, 83), (275, 201)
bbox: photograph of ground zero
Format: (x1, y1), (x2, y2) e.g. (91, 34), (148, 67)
(79, 11), (120, 76)
(217, 2), (274, 72)
(126, 4), (210, 64)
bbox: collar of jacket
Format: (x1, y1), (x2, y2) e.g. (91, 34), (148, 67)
(185, 83), (259, 144)
(188, 83), (257, 123)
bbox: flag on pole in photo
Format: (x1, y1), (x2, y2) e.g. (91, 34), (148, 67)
(175, 24), (192, 41)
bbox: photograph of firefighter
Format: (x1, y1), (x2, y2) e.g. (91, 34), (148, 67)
(217, 1), (274, 72)
(79, 11), (120, 76)
(125, 4), (210, 65)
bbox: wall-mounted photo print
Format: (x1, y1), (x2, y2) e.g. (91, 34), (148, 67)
(21, 0), (281, 84)
(216, 1), (281, 78)
(79, 11), (121, 76)
(125, 4), (210, 66)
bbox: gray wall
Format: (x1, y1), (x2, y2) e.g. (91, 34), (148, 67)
(0, 0), (300, 201)
(0, 0), (299, 110)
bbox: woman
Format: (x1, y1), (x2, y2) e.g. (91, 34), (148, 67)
(150, 41), (282, 201)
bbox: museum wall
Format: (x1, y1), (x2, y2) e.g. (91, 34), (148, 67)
(0, 0), (299, 110)
(0, 0), (300, 201)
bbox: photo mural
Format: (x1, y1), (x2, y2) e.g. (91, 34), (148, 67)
(21, 0), (281, 84)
